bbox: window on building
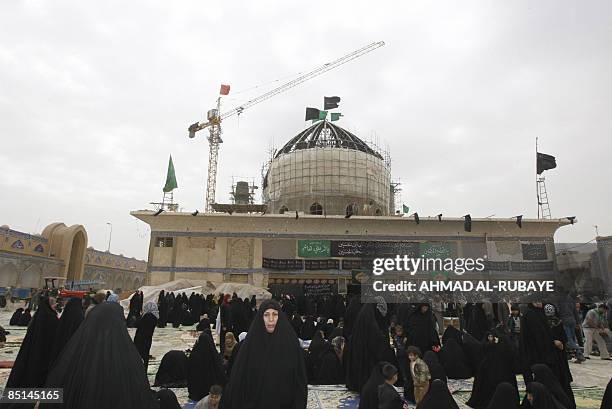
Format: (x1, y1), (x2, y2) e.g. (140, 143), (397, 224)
(375, 208), (382, 216)
(155, 237), (174, 247)
(310, 202), (323, 215)
(346, 203), (357, 217)
(279, 205), (288, 214)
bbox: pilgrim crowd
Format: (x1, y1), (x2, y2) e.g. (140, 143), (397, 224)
(2, 289), (612, 409)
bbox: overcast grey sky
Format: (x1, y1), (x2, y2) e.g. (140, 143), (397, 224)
(1, 1), (611, 260)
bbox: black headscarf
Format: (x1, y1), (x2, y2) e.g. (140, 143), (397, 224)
(439, 338), (472, 379)
(42, 302), (155, 409)
(532, 364), (576, 409)
(6, 297), (58, 389)
(346, 303), (396, 392)
(155, 389), (181, 409)
(416, 379), (459, 409)
(467, 333), (519, 409)
(49, 297), (84, 368)
(154, 350), (188, 387)
(187, 330), (227, 401)
(358, 361), (389, 409)
(485, 382), (520, 409)
(9, 308), (23, 326)
(526, 382), (568, 409)
(221, 299), (307, 409)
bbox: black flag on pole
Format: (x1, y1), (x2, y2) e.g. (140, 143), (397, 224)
(537, 152), (557, 174)
(324, 96), (341, 110)
(305, 107), (320, 121)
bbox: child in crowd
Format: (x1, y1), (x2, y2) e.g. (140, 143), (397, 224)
(195, 384), (222, 409)
(507, 305), (521, 348)
(393, 324), (408, 386)
(377, 363), (409, 409)
(407, 346), (431, 405)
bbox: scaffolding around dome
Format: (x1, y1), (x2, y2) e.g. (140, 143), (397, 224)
(263, 120), (392, 216)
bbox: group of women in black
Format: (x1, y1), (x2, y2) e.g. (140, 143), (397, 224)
(4, 292), (611, 409)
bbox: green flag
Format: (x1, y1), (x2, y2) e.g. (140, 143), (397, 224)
(330, 112), (343, 121)
(402, 204), (409, 214)
(163, 155), (178, 192)
(311, 110), (328, 124)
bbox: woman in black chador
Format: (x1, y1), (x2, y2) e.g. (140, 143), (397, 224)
(423, 351), (447, 383)
(531, 364), (575, 409)
(134, 301), (159, 369)
(49, 297), (84, 367)
(439, 337), (472, 379)
(6, 296), (58, 394)
(519, 303), (573, 389)
(524, 382), (568, 409)
(221, 299), (307, 409)
(485, 382), (520, 409)
(42, 302), (156, 409)
(154, 350), (188, 388)
(187, 329), (227, 401)
(405, 304), (440, 357)
(9, 307), (24, 326)
(467, 332), (519, 409)
(345, 300), (396, 392)
(417, 379), (460, 409)
(358, 361), (389, 409)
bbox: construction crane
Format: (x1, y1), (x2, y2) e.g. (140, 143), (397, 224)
(188, 41), (385, 212)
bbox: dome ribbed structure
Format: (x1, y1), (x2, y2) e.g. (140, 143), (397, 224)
(275, 120), (382, 159)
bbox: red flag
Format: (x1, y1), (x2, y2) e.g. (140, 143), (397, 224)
(219, 84), (230, 95)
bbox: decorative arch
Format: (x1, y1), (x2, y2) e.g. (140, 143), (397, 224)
(309, 202), (323, 215)
(345, 203), (357, 217)
(11, 240), (24, 250)
(66, 229), (87, 281)
(41, 223), (88, 281)
(114, 276), (124, 292)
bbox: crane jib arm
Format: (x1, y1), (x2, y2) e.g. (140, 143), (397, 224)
(187, 41), (385, 137)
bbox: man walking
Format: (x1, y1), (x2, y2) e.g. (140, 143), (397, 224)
(558, 294), (585, 363)
(582, 304), (611, 360)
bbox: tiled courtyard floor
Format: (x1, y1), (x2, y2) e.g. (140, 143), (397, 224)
(0, 305), (609, 408)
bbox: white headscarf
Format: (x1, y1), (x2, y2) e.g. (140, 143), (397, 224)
(143, 301), (159, 319)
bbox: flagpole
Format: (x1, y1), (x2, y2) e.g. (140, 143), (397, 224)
(536, 137), (539, 219)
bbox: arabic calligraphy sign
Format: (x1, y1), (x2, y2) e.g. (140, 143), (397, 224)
(298, 240), (331, 258)
(330, 241), (419, 257)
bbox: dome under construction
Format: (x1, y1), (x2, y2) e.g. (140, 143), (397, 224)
(263, 120), (392, 216)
